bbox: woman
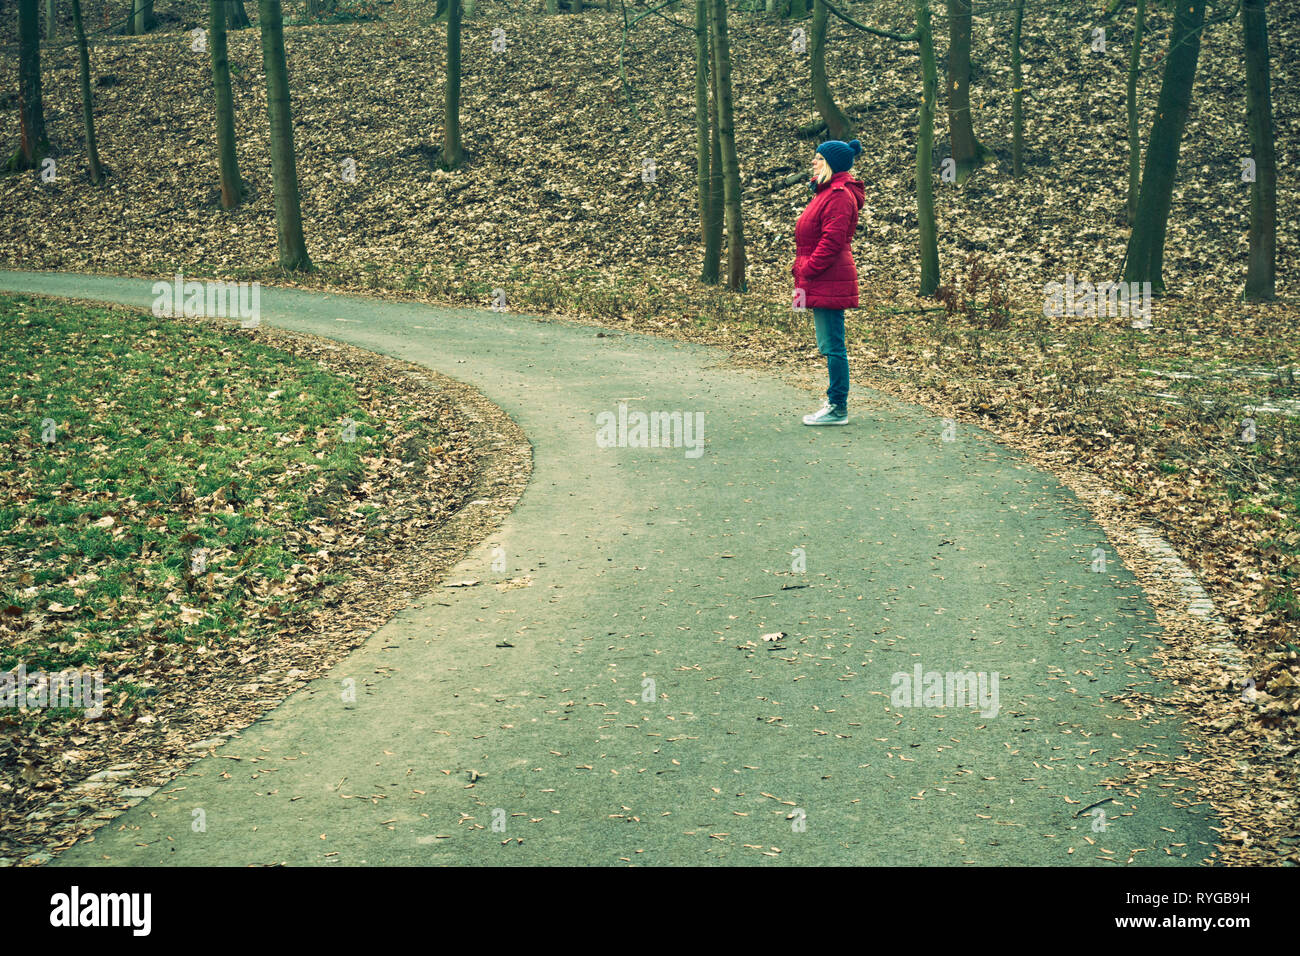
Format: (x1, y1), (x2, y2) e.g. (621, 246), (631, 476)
(792, 139), (865, 425)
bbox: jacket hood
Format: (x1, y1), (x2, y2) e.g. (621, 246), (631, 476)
(839, 175), (866, 210)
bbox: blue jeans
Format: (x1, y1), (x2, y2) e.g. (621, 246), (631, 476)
(813, 307), (848, 408)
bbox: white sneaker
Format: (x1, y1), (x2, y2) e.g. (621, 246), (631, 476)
(802, 403), (848, 425)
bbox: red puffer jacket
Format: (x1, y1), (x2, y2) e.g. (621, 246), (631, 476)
(792, 171), (866, 309)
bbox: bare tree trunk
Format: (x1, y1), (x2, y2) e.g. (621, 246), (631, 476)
(257, 0), (312, 270)
(133, 0), (155, 33)
(1126, 0), (1145, 224)
(945, 0), (986, 182)
(709, 0), (746, 291)
(916, 0), (939, 295)
(226, 0), (251, 29)
(1011, 0), (1024, 178)
(706, 24), (724, 284)
(71, 0), (104, 184)
(45, 0), (55, 41)
(210, 0), (243, 207)
(444, 0), (466, 169)
(811, 0), (852, 141)
(696, 0), (720, 283)
(1242, 0), (1276, 300)
(7, 0), (48, 171)
(1122, 0), (1205, 294)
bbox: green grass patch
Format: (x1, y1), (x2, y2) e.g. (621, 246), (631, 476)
(0, 294), (392, 719)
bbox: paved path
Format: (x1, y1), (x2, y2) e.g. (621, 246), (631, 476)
(1, 272), (1217, 865)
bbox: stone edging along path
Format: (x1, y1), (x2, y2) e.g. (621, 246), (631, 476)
(0, 271), (1249, 865)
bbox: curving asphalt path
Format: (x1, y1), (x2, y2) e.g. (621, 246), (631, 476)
(0, 271), (1217, 866)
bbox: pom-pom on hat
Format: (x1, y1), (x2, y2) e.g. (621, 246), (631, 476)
(816, 139), (862, 173)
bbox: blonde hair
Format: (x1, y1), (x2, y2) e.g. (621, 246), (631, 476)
(813, 152), (833, 185)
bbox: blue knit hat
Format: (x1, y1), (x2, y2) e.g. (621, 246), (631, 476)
(817, 139), (862, 173)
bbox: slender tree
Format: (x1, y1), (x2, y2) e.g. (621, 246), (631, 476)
(133, 0), (155, 33)
(443, 0), (466, 169)
(1122, 0), (1206, 294)
(1241, 0), (1276, 300)
(696, 0), (720, 282)
(709, 0), (746, 291)
(811, 0), (852, 141)
(1011, 0), (1024, 177)
(46, 0), (56, 41)
(8, 0), (49, 171)
(210, 0), (243, 207)
(916, 0), (939, 294)
(945, 0), (986, 182)
(70, 0), (104, 184)
(257, 0), (312, 270)
(1125, 0), (1145, 224)
(226, 0), (251, 28)
(705, 6), (724, 283)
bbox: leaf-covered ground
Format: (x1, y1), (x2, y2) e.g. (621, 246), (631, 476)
(2, 0), (1294, 297)
(0, 293), (531, 863)
(1, 0), (1297, 862)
